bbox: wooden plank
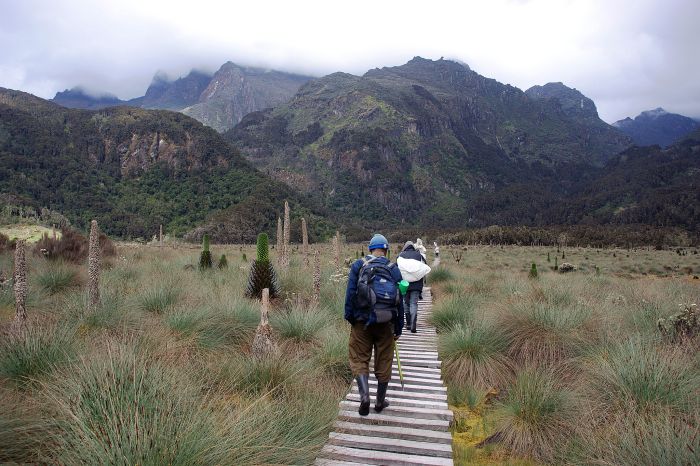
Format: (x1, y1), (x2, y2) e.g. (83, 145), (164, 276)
(339, 401), (453, 421)
(333, 420), (452, 444)
(350, 387), (448, 402)
(328, 432), (453, 458)
(336, 410), (450, 431)
(345, 393), (448, 410)
(367, 380), (446, 394)
(319, 445), (454, 466)
(315, 459), (366, 466)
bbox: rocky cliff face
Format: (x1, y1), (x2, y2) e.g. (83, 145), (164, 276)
(181, 62), (312, 132)
(226, 57), (632, 227)
(51, 62), (312, 133)
(1, 87), (331, 240)
(613, 108), (700, 147)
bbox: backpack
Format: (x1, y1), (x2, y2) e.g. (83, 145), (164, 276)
(354, 257), (400, 323)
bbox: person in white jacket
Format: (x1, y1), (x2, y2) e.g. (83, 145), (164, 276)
(397, 241), (431, 333)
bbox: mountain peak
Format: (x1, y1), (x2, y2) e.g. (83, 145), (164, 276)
(52, 86), (124, 109)
(525, 82), (599, 119)
(613, 108), (699, 147)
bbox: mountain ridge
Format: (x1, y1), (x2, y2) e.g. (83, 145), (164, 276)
(613, 107), (700, 147)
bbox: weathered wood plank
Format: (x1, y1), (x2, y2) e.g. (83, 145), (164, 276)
(328, 432), (453, 458)
(333, 420), (452, 444)
(339, 401), (453, 421)
(318, 445), (454, 466)
(336, 410), (450, 431)
(345, 393), (448, 410)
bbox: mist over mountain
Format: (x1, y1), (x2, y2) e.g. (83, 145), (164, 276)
(613, 108), (700, 147)
(50, 62), (313, 132)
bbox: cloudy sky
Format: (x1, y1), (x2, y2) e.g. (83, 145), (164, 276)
(1, 0), (698, 122)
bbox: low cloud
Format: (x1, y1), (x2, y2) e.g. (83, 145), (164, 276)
(1, 0), (698, 122)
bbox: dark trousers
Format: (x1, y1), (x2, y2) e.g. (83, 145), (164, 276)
(348, 322), (394, 383)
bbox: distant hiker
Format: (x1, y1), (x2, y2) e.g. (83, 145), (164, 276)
(414, 238), (428, 259)
(398, 241), (431, 333)
(433, 241), (440, 258)
(344, 233), (404, 416)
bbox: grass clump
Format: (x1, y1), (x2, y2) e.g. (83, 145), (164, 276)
(273, 305), (327, 344)
(430, 294), (478, 332)
(167, 304), (257, 349)
(585, 336), (699, 416)
(223, 354), (306, 397)
(491, 368), (579, 462)
(315, 327), (351, 380)
(440, 322), (512, 390)
(138, 285), (179, 313)
(45, 345), (229, 465)
(36, 262), (80, 294)
(0, 324), (76, 385)
(429, 266), (454, 284)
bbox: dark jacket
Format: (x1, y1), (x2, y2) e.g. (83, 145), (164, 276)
(344, 255), (404, 337)
(398, 245), (427, 292)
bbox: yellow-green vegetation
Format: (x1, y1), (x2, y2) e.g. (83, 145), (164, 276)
(431, 245), (700, 465)
(0, 224), (60, 243)
(0, 242), (351, 465)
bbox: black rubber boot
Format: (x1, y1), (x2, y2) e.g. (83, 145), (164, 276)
(374, 381), (390, 413)
(405, 312), (411, 330)
(356, 375), (370, 416)
(411, 314), (417, 333)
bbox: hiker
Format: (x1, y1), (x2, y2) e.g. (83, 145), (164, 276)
(398, 241), (431, 333)
(414, 238), (428, 259)
(344, 233), (404, 416)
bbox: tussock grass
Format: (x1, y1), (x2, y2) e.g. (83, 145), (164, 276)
(138, 284), (180, 313)
(569, 410), (700, 465)
(440, 323), (512, 390)
(498, 298), (595, 365)
(166, 302), (257, 349)
(430, 294), (479, 332)
(429, 266), (454, 283)
(35, 262), (80, 294)
(45, 345), (231, 465)
(585, 336), (699, 416)
(491, 367), (580, 462)
(315, 326), (351, 380)
(221, 354), (309, 397)
(273, 305), (328, 344)
(0, 323), (77, 385)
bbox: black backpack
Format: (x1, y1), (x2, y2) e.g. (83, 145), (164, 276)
(354, 257), (400, 323)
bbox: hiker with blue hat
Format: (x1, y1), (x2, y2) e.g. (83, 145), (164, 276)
(344, 233), (405, 416)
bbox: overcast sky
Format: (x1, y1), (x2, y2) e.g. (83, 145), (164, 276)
(1, 0), (698, 122)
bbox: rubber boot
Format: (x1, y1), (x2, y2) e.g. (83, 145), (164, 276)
(405, 311), (411, 330)
(356, 375), (370, 416)
(411, 313), (417, 333)
(374, 381), (390, 413)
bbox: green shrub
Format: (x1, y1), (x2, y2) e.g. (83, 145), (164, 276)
(429, 294), (478, 332)
(0, 324), (76, 385)
(491, 368), (579, 462)
(440, 323), (512, 390)
(36, 262), (80, 294)
(529, 263), (538, 279)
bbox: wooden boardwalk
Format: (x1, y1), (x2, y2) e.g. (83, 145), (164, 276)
(316, 288), (454, 466)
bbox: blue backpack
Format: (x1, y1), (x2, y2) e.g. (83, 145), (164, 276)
(354, 257), (399, 323)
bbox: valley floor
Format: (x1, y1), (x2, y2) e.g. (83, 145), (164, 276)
(0, 241), (698, 464)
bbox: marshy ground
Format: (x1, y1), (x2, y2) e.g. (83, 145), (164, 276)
(0, 241), (698, 465)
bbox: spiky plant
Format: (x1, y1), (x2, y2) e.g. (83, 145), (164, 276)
(217, 254), (228, 270)
(529, 263), (538, 279)
(246, 233), (279, 299)
(199, 234), (212, 270)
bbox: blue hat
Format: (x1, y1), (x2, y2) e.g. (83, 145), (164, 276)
(368, 233), (389, 251)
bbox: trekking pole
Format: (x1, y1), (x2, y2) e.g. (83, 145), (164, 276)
(394, 340), (404, 389)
